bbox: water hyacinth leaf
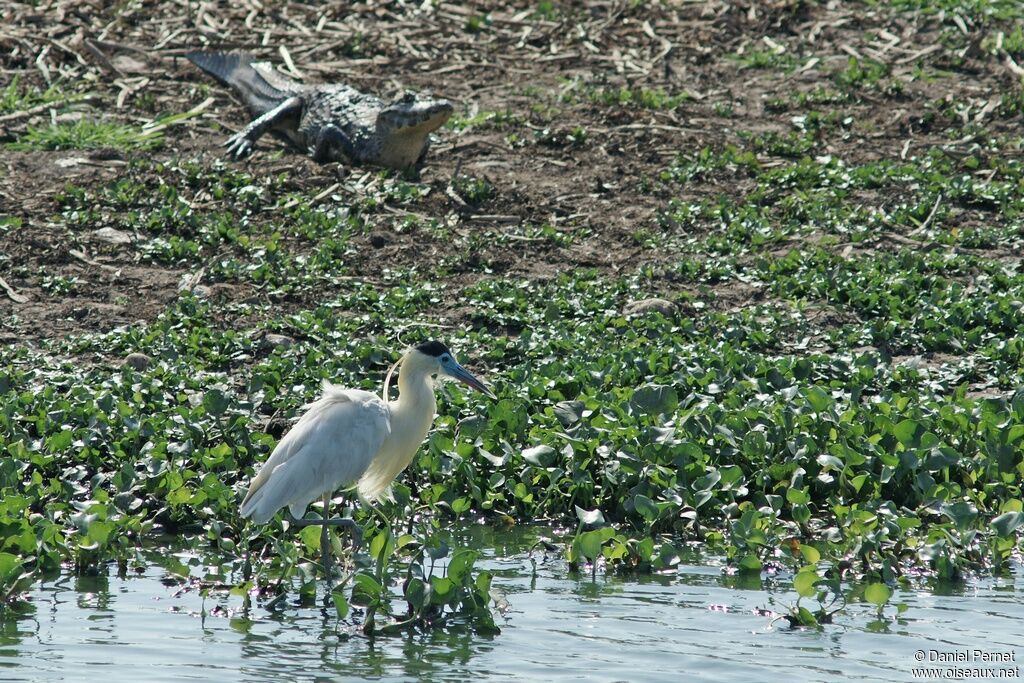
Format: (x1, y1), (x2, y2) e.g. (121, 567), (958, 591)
(655, 542), (680, 569)
(803, 386), (831, 413)
(87, 520), (114, 546)
(521, 445), (556, 467)
(941, 502), (977, 530)
(46, 430), (73, 452)
(576, 529), (606, 561)
(491, 399), (528, 436)
(477, 448), (505, 466)
(395, 534), (417, 552)
(0, 553), (23, 583)
(786, 488), (810, 505)
(924, 446), (959, 470)
(990, 511), (1024, 538)
(351, 573), (383, 605)
(475, 571), (492, 596)
(815, 454), (843, 471)
(1009, 425), (1024, 444)
(370, 528), (394, 562)
(799, 544), (821, 564)
(693, 490), (714, 508)
(694, 470), (721, 492)
(796, 606), (818, 627)
(405, 577), (427, 611)
(447, 549), (478, 583)
(637, 536), (656, 561)
(633, 494), (659, 523)
(864, 582), (891, 607)
(430, 576), (455, 605)
(457, 415), (487, 440)
(894, 419), (918, 446)
(553, 400), (585, 426)
(793, 567), (819, 597)
(202, 388), (229, 416)
(298, 525), (322, 550)
(738, 554), (762, 572)
(791, 504), (812, 524)
(163, 557), (191, 579)
(629, 384), (678, 416)
(331, 589), (350, 619)
(427, 539), (450, 561)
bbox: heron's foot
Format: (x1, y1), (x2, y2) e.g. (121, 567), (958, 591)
(291, 515), (361, 534)
(323, 518), (363, 554)
(287, 514), (363, 577)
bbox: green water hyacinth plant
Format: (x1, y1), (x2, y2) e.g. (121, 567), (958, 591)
(342, 525), (501, 636)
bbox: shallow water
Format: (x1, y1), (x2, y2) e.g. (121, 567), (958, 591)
(1, 525), (1021, 682)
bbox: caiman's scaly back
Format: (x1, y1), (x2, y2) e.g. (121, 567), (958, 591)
(187, 51), (453, 172)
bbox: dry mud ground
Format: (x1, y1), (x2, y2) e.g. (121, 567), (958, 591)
(0, 0), (1021, 346)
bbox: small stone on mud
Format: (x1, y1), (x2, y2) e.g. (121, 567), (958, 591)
(263, 333), (295, 349)
(91, 227), (132, 245)
(623, 298), (676, 317)
(123, 352), (151, 371)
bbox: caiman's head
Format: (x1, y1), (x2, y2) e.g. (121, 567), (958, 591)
(376, 92), (454, 136)
(374, 92), (454, 169)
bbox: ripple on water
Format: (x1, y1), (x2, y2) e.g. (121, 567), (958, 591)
(0, 529), (1020, 682)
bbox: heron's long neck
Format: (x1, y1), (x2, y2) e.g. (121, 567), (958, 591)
(357, 361), (438, 501)
(389, 364), (437, 453)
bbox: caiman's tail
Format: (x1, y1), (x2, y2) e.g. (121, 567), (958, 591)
(187, 51), (299, 116)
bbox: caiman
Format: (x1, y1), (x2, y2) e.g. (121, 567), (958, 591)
(186, 51), (454, 171)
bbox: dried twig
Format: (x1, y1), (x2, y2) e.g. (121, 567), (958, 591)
(0, 276), (27, 303)
(0, 95), (98, 124)
(912, 194), (944, 235)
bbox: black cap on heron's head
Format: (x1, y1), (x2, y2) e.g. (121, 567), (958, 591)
(415, 340), (452, 358)
(408, 339), (496, 399)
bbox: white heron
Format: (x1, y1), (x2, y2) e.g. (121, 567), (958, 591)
(240, 340), (496, 576)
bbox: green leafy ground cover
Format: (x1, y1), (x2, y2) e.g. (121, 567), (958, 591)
(1, 0), (1023, 631)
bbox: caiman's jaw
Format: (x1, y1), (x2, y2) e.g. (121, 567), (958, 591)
(377, 94), (454, 136)
(376, 94), (454, 169)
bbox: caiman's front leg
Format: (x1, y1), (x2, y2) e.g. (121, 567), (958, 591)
(224, 96), (303, 158)
(310, 124), (360, 164)
(406, 140), (431, 180)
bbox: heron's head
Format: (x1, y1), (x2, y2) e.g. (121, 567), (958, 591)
(411, 340), (496, 399)
(375, 92), (454, 135)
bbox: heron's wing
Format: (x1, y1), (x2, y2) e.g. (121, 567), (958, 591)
(240, 385), (390, 523)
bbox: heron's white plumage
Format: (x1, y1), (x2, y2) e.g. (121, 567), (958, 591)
(240, 383), (390, 523)
(239, 342), (493, 527)
(355, 350), (437, 499)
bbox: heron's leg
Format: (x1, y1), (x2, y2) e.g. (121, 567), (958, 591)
(286, 499), (363, 578)
(320, 493), (332, 578)
(290, 515), (362, 534)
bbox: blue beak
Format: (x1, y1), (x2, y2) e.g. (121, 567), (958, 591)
(445, 361), (497, 399)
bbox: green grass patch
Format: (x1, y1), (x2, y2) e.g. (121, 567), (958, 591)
(6, 118), (163, 152)
(0, 77), (70, 114)
(585, 86), (690, 110)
